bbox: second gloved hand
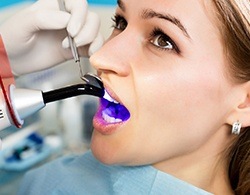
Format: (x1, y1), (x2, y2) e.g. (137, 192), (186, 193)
(0, 0), (104, 76)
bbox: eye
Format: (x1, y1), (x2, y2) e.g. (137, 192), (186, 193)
(150, 28), (180, 53)
(111, 14), (127, 31)
(151, 34), (173, 49)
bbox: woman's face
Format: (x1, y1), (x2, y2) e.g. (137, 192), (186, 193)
(90, 0), (236, 168)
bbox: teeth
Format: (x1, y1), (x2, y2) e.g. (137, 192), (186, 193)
(103, 90), (119, 104)
(102, 112), (122, 123)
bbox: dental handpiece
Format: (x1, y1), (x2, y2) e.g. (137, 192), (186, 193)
(9, 73), (104, 124)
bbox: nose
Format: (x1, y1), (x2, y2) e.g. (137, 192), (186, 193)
(89, 33), (133, 77)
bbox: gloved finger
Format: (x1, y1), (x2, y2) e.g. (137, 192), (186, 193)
(30, 0), (59, 11)
(76, 33), (104, 57)
(74, 11), (101, 47)
(88, 32), (104, 56)
(31, 10), (70, 31)
(62, 37), (70, 49)
(61, 30), (103, 50)
(64, 0), (88, 37)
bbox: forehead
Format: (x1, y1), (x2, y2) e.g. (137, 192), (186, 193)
(116, 0), (216, 22)
(116, 0), (220, 39)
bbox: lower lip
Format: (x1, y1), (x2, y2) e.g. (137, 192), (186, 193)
(93, 108), (126, 135)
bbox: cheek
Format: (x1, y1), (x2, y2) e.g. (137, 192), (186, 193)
(128, 67), (229, 163)
(136, 64), (227, 139)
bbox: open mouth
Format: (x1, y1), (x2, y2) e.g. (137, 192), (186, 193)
(101, 90), (130, 123)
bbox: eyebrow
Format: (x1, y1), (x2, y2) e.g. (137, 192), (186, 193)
(117, 0), (191, 39)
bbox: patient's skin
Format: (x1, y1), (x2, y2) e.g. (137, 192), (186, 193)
(90, 0), (238, 194)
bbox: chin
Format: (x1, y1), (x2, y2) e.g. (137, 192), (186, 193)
(90, 144), (119, 165)
(90, 132), (120, 165)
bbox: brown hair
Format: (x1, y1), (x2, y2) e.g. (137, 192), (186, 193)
(212, 0), (250, 194)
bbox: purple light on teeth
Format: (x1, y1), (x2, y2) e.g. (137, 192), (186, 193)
(101, 98), (130, 121)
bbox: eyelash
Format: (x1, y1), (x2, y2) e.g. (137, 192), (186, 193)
(111, 14), (180, 54)
(111, 14), (127, 31)
(150, 28), (180, 53)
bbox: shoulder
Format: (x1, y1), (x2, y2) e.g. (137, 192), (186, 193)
(17, 151), (161, 195)
(18, 150), (114, 194)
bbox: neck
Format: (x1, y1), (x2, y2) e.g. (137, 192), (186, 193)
(153, 126), (234, 194)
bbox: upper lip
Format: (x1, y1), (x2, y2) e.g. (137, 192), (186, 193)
(99, 75), (123, 104)
(103, 83), (122, 105)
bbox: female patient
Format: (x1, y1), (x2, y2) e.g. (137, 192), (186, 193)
(19, 0), (249, 194)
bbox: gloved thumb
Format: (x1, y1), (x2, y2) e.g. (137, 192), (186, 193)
(64, 0), (88, 37)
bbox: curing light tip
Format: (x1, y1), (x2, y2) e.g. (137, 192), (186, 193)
(42, 73), (104, 104)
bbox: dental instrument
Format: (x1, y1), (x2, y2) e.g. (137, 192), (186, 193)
(0, 72), (104, 130)
(57, 0), (85, 80)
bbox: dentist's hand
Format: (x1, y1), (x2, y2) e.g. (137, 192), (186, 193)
(0, 0), (103, 76)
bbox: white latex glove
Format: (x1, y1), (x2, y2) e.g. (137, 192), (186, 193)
(0, 0), (103, 76)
